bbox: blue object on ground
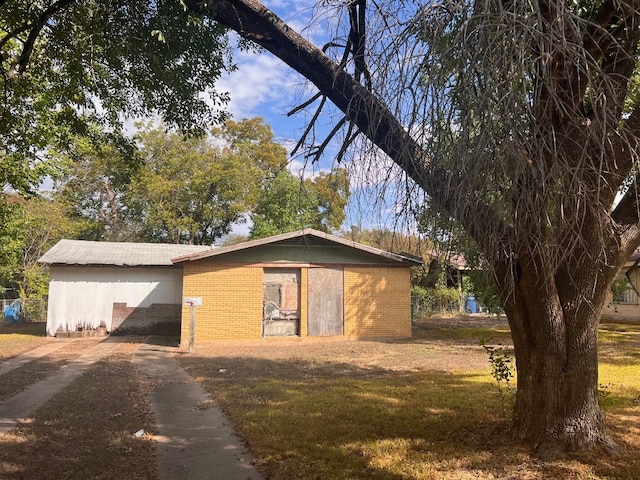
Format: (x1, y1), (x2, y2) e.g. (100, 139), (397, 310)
(465, 295), (477, 314)
(3, 299), (21, 324)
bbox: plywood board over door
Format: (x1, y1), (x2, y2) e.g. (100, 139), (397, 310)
(307, 267), (344, 336)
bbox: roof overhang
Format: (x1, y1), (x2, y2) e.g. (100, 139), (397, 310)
(172, 229), (423, 266)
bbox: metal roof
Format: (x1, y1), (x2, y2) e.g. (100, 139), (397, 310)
(171, 228), (423, 266)
(38, 239), (213, 267)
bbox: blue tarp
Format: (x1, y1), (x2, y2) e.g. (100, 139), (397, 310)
(3, 299), (21, 324)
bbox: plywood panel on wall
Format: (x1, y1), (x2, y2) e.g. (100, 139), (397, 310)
(307, 267), (344, 336)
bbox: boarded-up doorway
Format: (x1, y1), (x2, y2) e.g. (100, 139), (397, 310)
(308, 267), (344, 336)
(263, 269), (300, 336)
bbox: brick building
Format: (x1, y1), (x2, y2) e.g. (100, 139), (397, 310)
(39, 230), (420, 342)
(173, 229), (421, 344)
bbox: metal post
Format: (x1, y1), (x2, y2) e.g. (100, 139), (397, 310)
(189, 303), (196, 354)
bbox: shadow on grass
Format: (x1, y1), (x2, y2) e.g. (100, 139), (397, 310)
(179, 353), (639, 480)
(0, 322), (46, 336)
(410, 321), (513, 345)
(0, 350), (156, 480)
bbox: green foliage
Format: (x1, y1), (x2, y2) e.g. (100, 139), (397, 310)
(132, 119), (290, 244)
(55, 118), (291, 245)
(0, 199), (25, 289)
(466, 271), (503, 316)
(1, 0), (232, 193)
(611, 277), (632, 301)
(483, 344), (514, 390)
(0, 193), (84, 298)
(20, 298), (47, 323)
(129, 125), (245, 244)
(411, 285), (462, 317)
(250, 168), (350, 239)
(250, 170), (320, 239)
(312, 169), (350, 231)
(55, 130), (141, 241)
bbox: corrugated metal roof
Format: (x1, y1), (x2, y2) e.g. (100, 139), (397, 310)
(38, 239), (213, 267)
(171, 228), (423, 266)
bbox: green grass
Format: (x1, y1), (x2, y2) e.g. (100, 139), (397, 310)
(180, 320), (640, 480)
(213, 371), (512, 479)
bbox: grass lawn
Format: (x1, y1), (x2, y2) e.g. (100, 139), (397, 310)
(179, 317), (640, 480)
(0, 322), (52, 360)
(0, 317), (638, 479)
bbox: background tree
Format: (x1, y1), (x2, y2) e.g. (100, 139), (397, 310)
(186, 0), (640, 455)
(250, 168), (350, 239)
(129, 124), (248, 244)
(55, 131), (140, 241)
(0, 197), (26, 296)
(56, 118), (291, 245)
(0, 194), (82, 299)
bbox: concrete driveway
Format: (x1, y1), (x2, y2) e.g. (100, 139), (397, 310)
(0, 336), (264, 480)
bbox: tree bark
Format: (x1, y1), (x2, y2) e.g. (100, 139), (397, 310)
(495, 243), (620, 457)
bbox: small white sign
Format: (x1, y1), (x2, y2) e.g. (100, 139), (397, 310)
(184, 297), (203, 306)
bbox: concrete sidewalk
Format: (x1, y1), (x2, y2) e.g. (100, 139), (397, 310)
(0, 340), (70, 377)
(134, 337), (264, 480)
(0, 336), (264, 479)
(0, 338), (123, 435)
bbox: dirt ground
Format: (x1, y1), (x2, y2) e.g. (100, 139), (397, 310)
(183, 315), (512, 380)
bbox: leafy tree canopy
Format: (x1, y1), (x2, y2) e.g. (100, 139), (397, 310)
(0, 193), (83, 297)
(56, 118), (292, 245)
(1, 0), (232, 193)
(250, 167), (350, 239)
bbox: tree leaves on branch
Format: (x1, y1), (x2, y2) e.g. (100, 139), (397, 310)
(1, 0), (233, 193)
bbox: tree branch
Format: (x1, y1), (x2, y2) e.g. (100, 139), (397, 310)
(592, 5), (640, 118)
(186, 0), (513, 257)
(5, 0), (77, 75)
(0, 23), (32, 52)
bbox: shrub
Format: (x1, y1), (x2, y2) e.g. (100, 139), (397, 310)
(412, 285), (462, 317)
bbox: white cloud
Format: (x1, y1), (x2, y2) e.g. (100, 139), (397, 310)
(216, 52), (300, 120)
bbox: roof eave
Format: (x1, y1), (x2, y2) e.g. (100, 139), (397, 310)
(171, 228), (423, 266)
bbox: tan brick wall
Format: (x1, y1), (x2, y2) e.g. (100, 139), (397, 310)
(343, 267), (411, 338)
(180, 263), (263, 343)
(180, 263), (412, 343)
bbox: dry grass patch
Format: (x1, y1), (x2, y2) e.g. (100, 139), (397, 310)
(0, 339), (102, 402)
(0, 322), (51, 360)
(180, 317), (640, 480)
(0, 340), (157, 480)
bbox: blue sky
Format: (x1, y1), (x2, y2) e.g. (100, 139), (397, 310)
(215, 1), (414, 235)
(215, 1), (333, 172)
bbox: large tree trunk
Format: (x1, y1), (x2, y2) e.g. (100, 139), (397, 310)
(497, 250), (619, 458)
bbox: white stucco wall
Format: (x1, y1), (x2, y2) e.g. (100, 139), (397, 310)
(46, 266), (183, 335)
